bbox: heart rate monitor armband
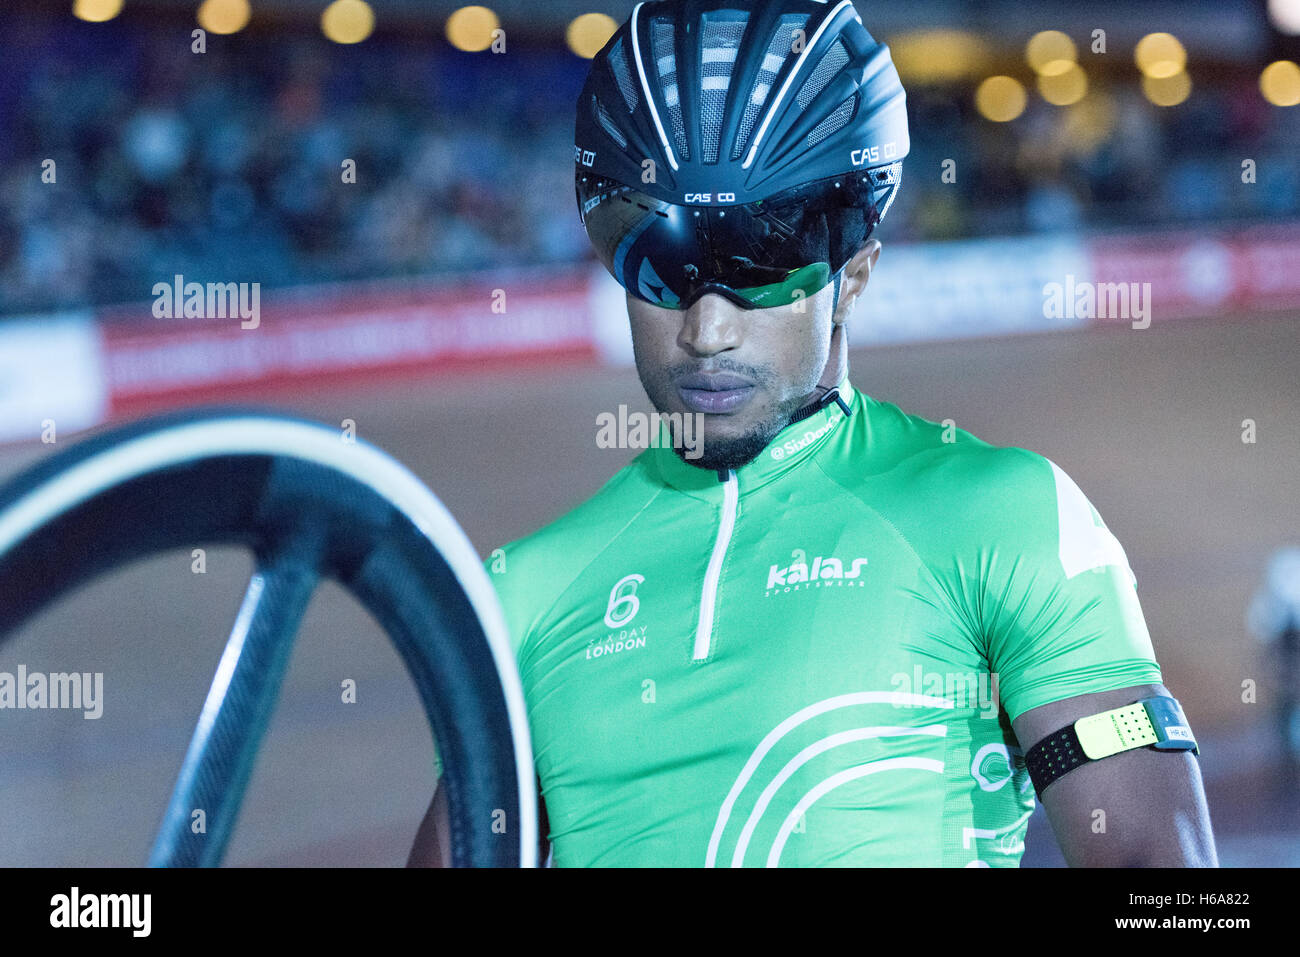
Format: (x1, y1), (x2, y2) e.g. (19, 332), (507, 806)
(1024, 695), (1199, 798)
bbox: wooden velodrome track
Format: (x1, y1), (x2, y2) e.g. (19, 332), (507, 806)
(0, 312), (1296, 866)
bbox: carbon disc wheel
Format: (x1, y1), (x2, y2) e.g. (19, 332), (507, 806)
(0, 408), (537, 867)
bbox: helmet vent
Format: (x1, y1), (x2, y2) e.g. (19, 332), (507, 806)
(806, 93), (857, 148)
(609, 38), (639, 112)
(651, 18), (690, 162)
(699, 11), (749, 164)
(795, 38), (850, 112)
(594, 96), (629, 149)
(733, 14), (810, 161)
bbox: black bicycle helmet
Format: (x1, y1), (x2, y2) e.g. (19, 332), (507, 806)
(575, 0), (908, 311)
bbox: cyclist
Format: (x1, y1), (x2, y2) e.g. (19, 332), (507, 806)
(411, 0), (1216, 867)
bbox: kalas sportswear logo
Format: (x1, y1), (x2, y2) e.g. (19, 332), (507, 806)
(766, 555), (869, 593)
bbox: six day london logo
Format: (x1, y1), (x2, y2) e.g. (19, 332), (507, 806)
(766, 549), (869, 597)
(585, 573), (650, 661)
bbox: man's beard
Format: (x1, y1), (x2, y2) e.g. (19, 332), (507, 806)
(677, 427), (775, 472)
(671, 394), (808, 472)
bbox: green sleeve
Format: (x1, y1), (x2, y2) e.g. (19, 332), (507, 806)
(973, 449), (1163, 722)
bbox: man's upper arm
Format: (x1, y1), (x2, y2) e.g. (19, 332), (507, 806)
(952, 451), (1215, 864)
(1011, 682), (1217, 867)
(976, 452), (1164, 720)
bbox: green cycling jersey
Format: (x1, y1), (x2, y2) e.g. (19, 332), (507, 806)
(483, 376), (1162, 866)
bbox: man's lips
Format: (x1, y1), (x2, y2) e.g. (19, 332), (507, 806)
(675, 373), (756, 414)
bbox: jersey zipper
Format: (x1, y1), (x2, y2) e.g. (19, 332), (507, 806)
(693, 469), (738, 661)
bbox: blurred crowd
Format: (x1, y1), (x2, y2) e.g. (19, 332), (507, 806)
(900, 72), (1299, 239)
(1, 10), (1297, 315)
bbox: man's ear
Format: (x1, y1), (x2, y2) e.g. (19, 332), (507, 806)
(833, 239), (882, 324)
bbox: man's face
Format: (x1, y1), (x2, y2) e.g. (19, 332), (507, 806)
(625, 241), (880, 472)
(626, 276), (839, 473)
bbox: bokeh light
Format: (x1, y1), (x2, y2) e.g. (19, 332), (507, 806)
(321, 0), (375, 45)
(566, 13), (618, 59)
(72, 0), (124, 22)
(196, 0), (251, 35)
(1142, 69), (1192, 107)
(976, 75), (1028, 122)
(1268, 0), (1300, 35)
(1038, 63), (1088, 105)
(1135, 33), (1187, 79)
(1026, 30), (1076, 77)
(447, 6), (500, 53)
(1260, 60), (1300, 106)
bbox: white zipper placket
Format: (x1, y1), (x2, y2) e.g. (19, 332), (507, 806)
(693, 469), (738, 661)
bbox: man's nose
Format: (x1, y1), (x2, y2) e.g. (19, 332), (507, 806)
(678, 293), (743, 357)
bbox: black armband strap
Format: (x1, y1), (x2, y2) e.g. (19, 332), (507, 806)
(1024, 695), (1199, 798)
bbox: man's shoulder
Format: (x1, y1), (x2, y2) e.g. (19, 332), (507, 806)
(838, 393), (1114, 567)
(485, 453), (664, 605)
(841, 393), (1055, 504)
